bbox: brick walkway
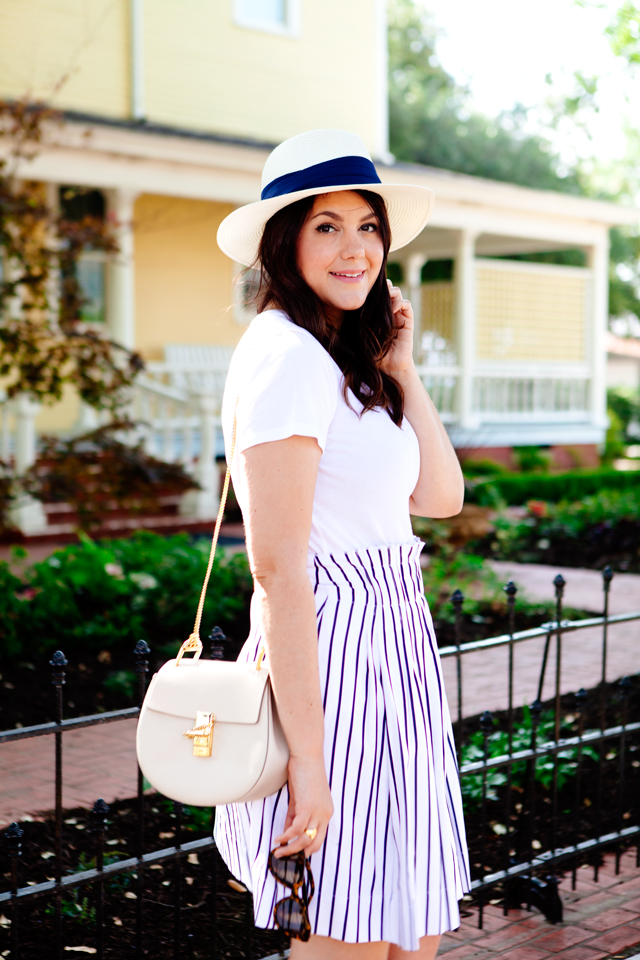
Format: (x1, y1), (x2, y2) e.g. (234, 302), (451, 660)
(0, 720), (138, 828)
(439, 848), (640, 959)
(441, 563), (640, 719)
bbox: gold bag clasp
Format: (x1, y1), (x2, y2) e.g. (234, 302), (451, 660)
(183, 711), (215, 757)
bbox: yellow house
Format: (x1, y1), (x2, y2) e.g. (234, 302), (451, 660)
(0, 0), (638, 532)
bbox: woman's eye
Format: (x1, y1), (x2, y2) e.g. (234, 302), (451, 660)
(316, 223), (336, 233)
(361, 223), (378, 232)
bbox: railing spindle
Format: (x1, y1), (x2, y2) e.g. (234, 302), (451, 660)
(6, 822), (23, 959)
(451, 588), (464, 760)
(601, 567), (613, 726)
(616, 677), (631, 874)
(210, 809), (217, 960)
(244, 887), (253, 958)
(503, 580), (517, 915)
(174, 801), (184, 960)
(134, 640), (150, 959)
(527, 699), (542, 911)
(551, 575), (565, 863)
(50, 650), (67, 960)
(93, 799), (109, 960)
(572, 688), (587, 890)
(478, 711), (493, 929)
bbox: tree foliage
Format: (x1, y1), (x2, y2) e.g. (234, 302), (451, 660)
(0, 99), (143, 409)
(606, 0), (640, 65)
(609, 227), (640, 322)
(388, 0), (580, 192)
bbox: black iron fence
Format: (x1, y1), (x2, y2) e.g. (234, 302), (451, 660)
(1, 570), (640, 958)
(443, 569), (640, 927)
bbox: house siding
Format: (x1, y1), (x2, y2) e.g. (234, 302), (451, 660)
(0, 0), (380, 153)
(133, 194), (240, 361)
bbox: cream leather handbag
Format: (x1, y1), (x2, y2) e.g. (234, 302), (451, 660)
(136, 408), (289, 807)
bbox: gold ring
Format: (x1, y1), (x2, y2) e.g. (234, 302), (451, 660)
(305, 828), (318, 841)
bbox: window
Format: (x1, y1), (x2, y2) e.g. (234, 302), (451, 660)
(76, 253), (106, 325)
(59, 187), (107, 325)
(233, 0), (299, 36)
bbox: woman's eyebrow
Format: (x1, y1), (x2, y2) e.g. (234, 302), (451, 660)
(309, 210), (378, 223)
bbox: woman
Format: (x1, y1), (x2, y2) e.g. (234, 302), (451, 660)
(215, 129), (470, 958)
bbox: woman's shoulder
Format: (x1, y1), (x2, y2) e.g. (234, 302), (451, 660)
(235, 309), (338, 373)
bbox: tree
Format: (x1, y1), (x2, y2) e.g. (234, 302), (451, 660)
(389, 0), (640, 326)
(0, 98), (143, 411)
(598, 0), (640, 329)
(388, 0), (581, 193)
(606, 0), (640, 65)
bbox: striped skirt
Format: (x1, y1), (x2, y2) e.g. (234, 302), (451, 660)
(214, 539), (470, 951)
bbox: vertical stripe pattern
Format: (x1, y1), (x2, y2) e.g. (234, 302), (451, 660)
(215, 539), (470, 951)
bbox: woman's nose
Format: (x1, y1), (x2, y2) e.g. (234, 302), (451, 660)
(341, 231), (365, 259)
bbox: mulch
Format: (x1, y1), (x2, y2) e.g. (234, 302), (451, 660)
(0, 796), (287, 959)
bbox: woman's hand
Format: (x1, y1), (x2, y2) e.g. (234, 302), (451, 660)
(273, 755), (334, 858)
(380, 278), (415, 376)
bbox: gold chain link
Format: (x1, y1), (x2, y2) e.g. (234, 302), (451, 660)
(188, 399), (238, 646)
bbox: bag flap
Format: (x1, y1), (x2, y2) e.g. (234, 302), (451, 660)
(144, 659), (270, 724)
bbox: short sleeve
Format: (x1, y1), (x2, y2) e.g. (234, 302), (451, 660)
(224, 315), (340, 455)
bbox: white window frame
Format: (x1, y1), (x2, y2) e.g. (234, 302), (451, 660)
(232, 0), (300, 37)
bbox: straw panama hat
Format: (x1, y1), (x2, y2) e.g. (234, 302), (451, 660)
(216, 129), (435, 267)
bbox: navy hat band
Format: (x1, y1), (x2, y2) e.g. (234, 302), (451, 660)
(261, 155), (381, 201)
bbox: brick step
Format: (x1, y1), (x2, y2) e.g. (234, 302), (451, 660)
(5, 512), (224, 546)
(42, 494), (183, 526)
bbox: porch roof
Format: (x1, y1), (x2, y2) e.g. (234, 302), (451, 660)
(6, 113), (638, 257)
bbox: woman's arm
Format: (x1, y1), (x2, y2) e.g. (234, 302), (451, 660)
(382, 281), (464, 519)
(240, 435), (334, 857)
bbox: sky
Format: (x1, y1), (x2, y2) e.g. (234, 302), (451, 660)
(421, 0), (634, 165)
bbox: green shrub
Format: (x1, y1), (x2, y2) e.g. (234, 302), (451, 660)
(0, 531), (253, 666)
(461, 458), (513, 478)
(478, 488), (640, 569)
(0, 556), (27, 662)
(512, 446), (552, 473)
(468, 467), (640, 506)
(460, 706), (598, 810)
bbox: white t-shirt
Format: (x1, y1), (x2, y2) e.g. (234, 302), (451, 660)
(221, 310), (420, 556)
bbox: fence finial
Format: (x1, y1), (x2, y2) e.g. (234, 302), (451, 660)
(5, 821), (23, 849)
(209, 626), (226, 661)
(49, 650), (68, 686)
(479, 711), (494, 734)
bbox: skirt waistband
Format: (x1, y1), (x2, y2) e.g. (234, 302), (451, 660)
(307, 537), (425, 589)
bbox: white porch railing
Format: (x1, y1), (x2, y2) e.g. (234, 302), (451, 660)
(415, 366), (459, 422)
(416, 366), (592, 425)
(0, 349), (598, 535)
(473, 374), (590, 421)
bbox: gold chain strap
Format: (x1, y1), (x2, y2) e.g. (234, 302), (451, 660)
(176, 401), (238, 664)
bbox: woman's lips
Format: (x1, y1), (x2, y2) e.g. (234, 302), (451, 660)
(330, 271), (365, 283)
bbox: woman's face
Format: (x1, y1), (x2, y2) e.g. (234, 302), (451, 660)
(296, 191), (384, 322)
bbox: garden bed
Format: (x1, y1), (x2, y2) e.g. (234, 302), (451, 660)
(0, 796), (285, 958)
(461, 677), (640, 886)
(2, 677), (639, 957)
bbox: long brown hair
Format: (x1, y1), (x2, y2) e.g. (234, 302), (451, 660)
(255, 190), (404, 425)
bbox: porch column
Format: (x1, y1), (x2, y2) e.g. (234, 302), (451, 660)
(587, 238), (610, 433)
(106, 188), (138, 351)
(10, 395), (47, 533)
(455, 229), (479, 430)
(179, 394), (221, 518)
(405, 254), (428, 361)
